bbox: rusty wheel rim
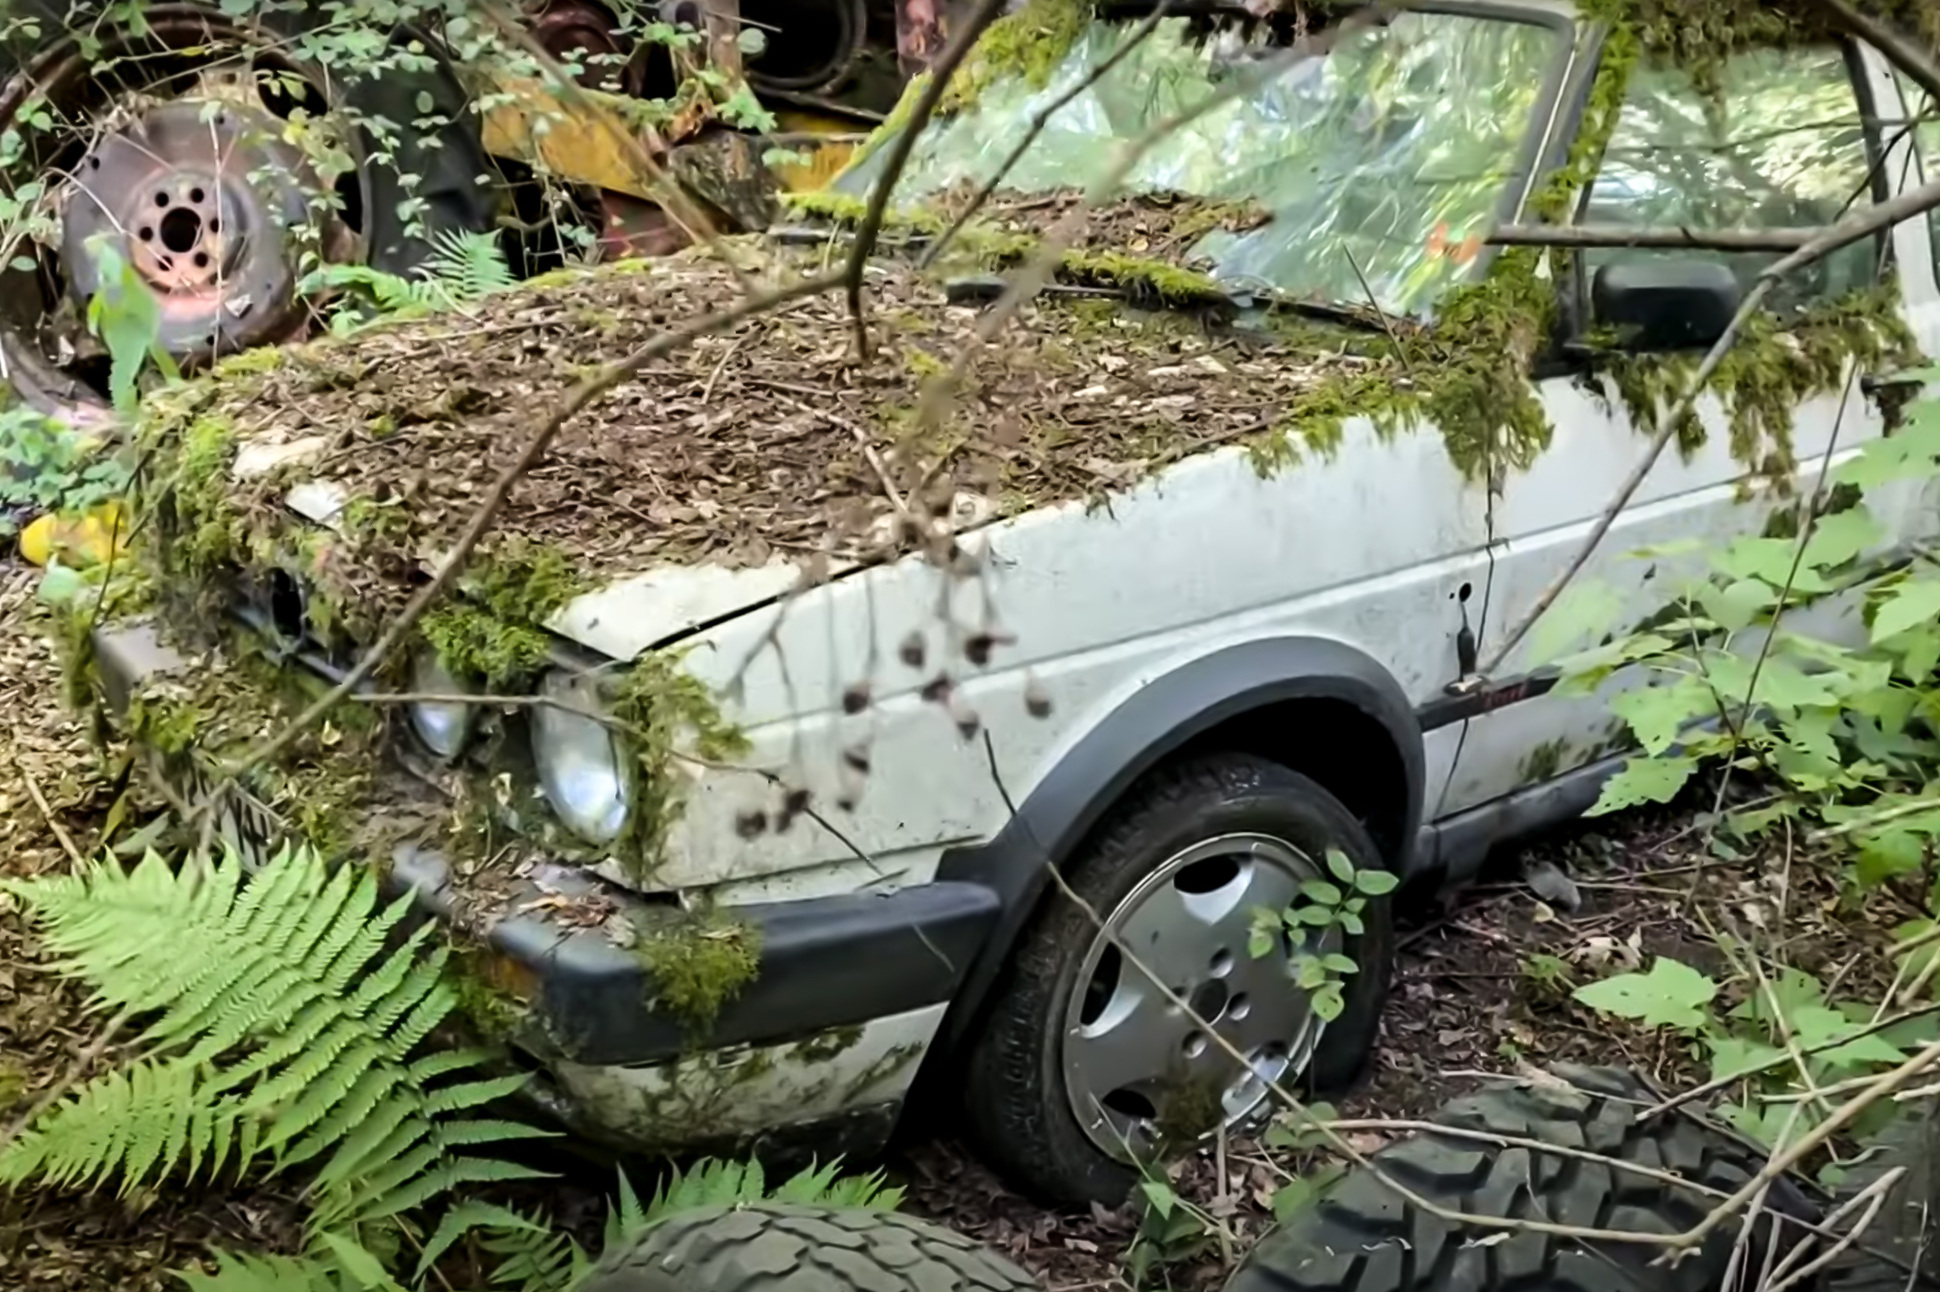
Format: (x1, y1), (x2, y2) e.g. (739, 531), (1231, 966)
(0, 7), (366, 424)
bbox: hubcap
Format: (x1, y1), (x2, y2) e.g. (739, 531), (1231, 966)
(61, 94), (339, 366)
(1060, 832), (1334, 1163)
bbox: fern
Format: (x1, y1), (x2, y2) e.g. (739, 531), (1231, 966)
(297, 229), (515, 333)
(420, 228), (517, 304)
(0, 845), (552, 1227)
(610, 1155), (906, 1249)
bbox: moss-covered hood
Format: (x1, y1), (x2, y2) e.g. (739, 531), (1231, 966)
(138, 225), (1377, 664)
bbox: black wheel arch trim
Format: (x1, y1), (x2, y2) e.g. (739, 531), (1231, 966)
(931, 634), (1426, 1056)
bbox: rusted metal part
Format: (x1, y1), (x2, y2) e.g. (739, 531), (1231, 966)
(480, 76), (672, 202)
(0, 6), (357, 426)
(895, 0), (948, 75)
(529, 0), (645, 95)
(665, 126), (781, 230)
(595, 192), (690, 258)
(63, 97), (333, 364)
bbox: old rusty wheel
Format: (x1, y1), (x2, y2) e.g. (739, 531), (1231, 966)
(0, 3), (495, 427)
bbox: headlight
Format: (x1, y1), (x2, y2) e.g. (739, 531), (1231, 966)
(409, 651), (475, 759)
(532, 669), (629, 844)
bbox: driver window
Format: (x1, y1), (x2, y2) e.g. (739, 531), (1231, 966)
(1575, 43), (1877, 320)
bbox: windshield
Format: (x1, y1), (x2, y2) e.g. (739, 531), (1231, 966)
(836, 10), (1565, 318)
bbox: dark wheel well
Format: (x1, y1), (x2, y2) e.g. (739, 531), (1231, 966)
(1171, 696), (1411, 863)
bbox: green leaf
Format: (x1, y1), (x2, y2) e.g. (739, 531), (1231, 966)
(1247, 926), (1273, 959)
(1872, 580), (1940, 644)
(1571, 957), (1718, 1030)
(1298, 879), (1343, 906)
(1353, 869), (1398, 896)
(1320, 953), (1359, 974)
(1588, 757), (1696, 815)
(1296, 957), (1327, 989)
(1326, 849), (1355, 884)
(1834, 402), (1940, 489)
(1312, 983), (1345, 1021)
(1695, 578), (1775, 631)
(1717, 537), (1835, 593)
(1704, 1034), (1786, 1085)
(1801, 507), (1884, 570)
(1271, 1163), (1345, 1221)
(1529, 580), (1625, 664)
(1338, 910), (1364, 936)
(316, 1231), (404, 1291)
(1610, 682), (1706, 756)
(1139, 1179), (1177, 1219)
(1295, 905), (1335, 926)
(35, 562), (86, 608)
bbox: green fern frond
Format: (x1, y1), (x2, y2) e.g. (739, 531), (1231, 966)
(611, 1155), (905, 1249)
(3, 843), (547, 1222)
(474, 1205), (588, 1292)
(421, 228), (516, 306)
(414, 1200), (551, 1282)
(175, 1249), (348, 1292)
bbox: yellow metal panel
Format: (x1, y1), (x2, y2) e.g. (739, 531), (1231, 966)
(480, 76), (664, 202)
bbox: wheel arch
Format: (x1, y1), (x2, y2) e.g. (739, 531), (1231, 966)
(932, 634), (1425, 1057)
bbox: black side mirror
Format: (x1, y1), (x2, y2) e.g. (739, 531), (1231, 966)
(1589, 259), (1743, 352)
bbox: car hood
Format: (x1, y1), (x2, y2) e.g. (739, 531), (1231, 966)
(150, 219), (1368, 662)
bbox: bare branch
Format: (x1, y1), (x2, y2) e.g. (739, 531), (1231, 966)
(1489, 224), (1814, 252)
(1813, 0), (1940, 106)
(919, 3), (1173, 270)
(843, 0), (1010, 359)
(1481, 171), (1940, 675)
(218, 269), (846, 783)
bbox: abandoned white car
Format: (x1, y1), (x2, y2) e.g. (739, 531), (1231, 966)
(67, 0), (1940, 1209)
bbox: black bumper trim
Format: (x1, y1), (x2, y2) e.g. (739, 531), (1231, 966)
(390, 848), (999, 1068)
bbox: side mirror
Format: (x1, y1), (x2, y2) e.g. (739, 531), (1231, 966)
(1588, 259), (1742, 353)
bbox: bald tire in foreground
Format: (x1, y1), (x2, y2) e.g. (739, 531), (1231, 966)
(1822, 1093), (1940, 1292)
(577, 1202), (1043, 1292)
(1224, 1066), (1823, 1292)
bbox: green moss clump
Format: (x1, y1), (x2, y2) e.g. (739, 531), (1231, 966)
(780, 190), (947, 237)
(608, 648), (750, 878)
(164, 415), (246, 579)
(1055, 250), (1230, 309)
(940, 0), (1091, 114)
(419, 539), (589, 687)
(635, 907), (762, 1035)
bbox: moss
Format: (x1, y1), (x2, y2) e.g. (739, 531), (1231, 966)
(846, 70), (931, 173)
(1600, 285), (1915, 486)
(418, 539), (589, 687)
(206, 346), (285, 380)
(635, 906), (762, 1035)
(781, 190), (947, 237)
(939, 0), (1091, 115)
(608, 647), (750, 879)
(1054, 250), (1230, 309)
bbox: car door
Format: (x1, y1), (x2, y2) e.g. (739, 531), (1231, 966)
(1439, 28), (1917, 822)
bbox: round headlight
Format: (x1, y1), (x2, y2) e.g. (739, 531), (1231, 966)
(409, 652), (475, 760)
(532, 669), (629, 844)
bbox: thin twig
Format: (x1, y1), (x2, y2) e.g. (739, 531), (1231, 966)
(16, 755), (85, 869)
(1644, 1001), (1940, 1119)
(1813, 0), (1940, 105)
(844, 0), (1009, 359)
(919, 4), (1172, 270)
(0, 1009), (131, 1154)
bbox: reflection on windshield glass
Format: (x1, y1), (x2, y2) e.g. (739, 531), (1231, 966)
(839, 13), (1561, 318)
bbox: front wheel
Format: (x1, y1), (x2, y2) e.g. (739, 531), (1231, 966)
(962, 753), (1396, 1208)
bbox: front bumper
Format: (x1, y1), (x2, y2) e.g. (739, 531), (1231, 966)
(89, 618), (1000, 1072)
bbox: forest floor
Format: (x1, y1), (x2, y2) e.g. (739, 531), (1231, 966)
(0, 558), (1909, 1292)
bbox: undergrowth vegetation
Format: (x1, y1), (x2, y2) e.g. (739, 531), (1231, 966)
(0, 843), (902, 1289)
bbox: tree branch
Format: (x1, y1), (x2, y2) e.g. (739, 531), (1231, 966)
(215, 269), (845, 785)
(1813, 0), (1940, 106)
(843, 0), (1009, 360)
(1481, 171), (1940, 675)
(1489, 223), (1815, 252)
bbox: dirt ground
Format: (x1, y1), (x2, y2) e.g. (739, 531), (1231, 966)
(0, 557), (1906, 1291)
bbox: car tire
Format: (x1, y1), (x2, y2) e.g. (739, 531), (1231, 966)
(577, 1202), (1042, 1292)
(961, 752), (1396, 1209)
(1824, 1092), (1940, 1292)
(0, 3), (497, 424)
(1224, 1065), (1823, 1292)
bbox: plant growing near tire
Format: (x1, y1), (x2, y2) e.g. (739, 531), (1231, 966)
(1246, 847), (1397, 1022)
(1539, 386), (1940, 894)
